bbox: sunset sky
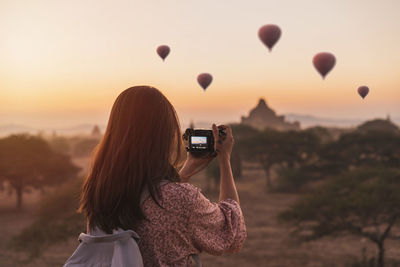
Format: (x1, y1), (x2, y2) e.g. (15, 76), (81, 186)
(1, 0), (399, 128)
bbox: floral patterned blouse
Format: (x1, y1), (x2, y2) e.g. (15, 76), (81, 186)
(136, 182), (247, 267)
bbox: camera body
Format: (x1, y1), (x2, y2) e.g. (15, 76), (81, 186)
(183, 128), (227, 157)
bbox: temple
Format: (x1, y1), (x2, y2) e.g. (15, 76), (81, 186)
(241, 98), (300, 131)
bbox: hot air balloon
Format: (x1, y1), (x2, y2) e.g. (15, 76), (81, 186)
(156, 45), (170, 61)
(197, 73), (213, 91)
(358, 86), (369, 99)
(313, 52), (336, 79)
(258, 24), (281, 51)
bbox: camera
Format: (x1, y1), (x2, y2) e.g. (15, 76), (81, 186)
(183, 127), (227, 157)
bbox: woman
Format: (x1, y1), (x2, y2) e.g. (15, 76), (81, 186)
(79, 86), (246, 266)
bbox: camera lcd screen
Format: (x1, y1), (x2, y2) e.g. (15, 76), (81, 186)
(190, 136), (208, 150)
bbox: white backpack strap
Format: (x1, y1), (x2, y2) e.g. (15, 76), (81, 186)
(79, 230), (140, 243)
(66, 229), (143, 267)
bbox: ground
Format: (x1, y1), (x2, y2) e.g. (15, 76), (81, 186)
(0, 158), (399, 267)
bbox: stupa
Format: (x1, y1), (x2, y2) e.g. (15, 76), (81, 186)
(241, 98), (300, 131)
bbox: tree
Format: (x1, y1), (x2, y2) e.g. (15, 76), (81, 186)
(276, 130), (320, 168)
(204, 151), (243, 192)
(9, 177), (85, 257)
(49, 136), (72, 155)
(73, 138), (100, 157)
(239, 128), (320, 189)
(239, 128), (281, 188)
(273, 129), (400, 193)
(205, 158), (220, 192)
(317, 130), (400, 177)
(303, 126), (334, 144)
(0, 134), (80, 209)
(279, 167), (400, 267)
(230, 123), (260, 180)
(91, 124), (102, 137)
(357, 119), (399, 134)
(230, 123), (260, 139)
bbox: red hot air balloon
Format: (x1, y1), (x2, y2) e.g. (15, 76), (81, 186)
(358, 86), (369, 99)
(156, 45), (170, 61)
(313, 52), (336, 79)
(197, 73), (213, 91)
(258, 24), (281, 51)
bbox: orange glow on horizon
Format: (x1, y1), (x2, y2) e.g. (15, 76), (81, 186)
(1, 0), (399, 127)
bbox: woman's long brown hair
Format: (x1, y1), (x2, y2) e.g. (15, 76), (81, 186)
(79, 86), (184, 233)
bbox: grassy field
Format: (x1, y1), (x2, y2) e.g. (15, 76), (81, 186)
(1, 158), (400, 266)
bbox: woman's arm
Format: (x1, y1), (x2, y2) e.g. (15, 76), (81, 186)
(184, 125), (245, 254)
(212, 124), (240, 204)
(178, 124), (241, 204)
(178, 153), (213, 183)
(217, 154), (239, 203)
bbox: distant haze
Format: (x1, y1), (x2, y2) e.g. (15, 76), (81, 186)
(1, 0), (399, 128)
(1, 111), (399, 137)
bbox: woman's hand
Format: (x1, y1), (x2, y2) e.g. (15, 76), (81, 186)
(212, 124), (234, 162)
(179, 124), (234, 182)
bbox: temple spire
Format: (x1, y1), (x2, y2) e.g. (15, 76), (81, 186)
(241, 98), (300, 131)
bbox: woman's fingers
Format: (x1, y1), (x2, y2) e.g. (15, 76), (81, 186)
(212, 124), (218, 138)
(212, 124), (219, 150)
(225, 125), (232, 138)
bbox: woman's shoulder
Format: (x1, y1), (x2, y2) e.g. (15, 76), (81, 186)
(141, 181), (201, 206)
(141, 182), (202, 219)
(161, 181), (200, 201)
(141, 181), (199, 207)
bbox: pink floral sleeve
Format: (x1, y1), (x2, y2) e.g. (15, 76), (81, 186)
(137, 182), (246, 266)
(187, 188), (247, 255)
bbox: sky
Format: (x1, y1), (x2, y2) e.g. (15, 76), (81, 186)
(1, 0), (399, 128)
